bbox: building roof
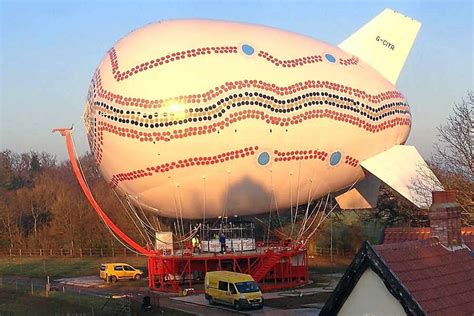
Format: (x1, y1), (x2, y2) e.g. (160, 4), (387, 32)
(375, 239), (474, 315)
(320, 239), (474, 316)
(382, 226), (474, 245)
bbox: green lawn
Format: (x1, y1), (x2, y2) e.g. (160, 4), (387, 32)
(0, 256), (147, 279)
(0, 284), (129, 315)
(0, 282), (192, 316)
(0, 254), (349, 279)
(0, 285), (191, 315)
(309, 255), (352, 274)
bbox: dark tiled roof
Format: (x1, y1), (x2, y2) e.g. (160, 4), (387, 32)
(382, 227), (474, 244)
(374, 238), (474, 316)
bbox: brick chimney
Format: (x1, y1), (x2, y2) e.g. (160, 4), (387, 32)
(429, 191), (463, 248)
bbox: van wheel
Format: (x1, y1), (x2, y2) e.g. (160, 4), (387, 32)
(110, 275), (117, 283)
(234, 301), (241, 311)
(134, 274), (141, 281)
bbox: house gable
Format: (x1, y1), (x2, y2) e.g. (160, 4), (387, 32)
(339, 268), (406, 316)
(320, 241), (424, 316)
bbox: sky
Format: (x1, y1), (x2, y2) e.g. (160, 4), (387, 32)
(1, 0), (472, 161)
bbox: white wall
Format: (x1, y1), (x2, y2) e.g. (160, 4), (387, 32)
(338, 268), (406, 316)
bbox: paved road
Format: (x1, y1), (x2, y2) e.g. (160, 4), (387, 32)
(171, 294), (321, 315)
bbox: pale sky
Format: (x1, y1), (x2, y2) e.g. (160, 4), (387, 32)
(1, 0), (472, 161)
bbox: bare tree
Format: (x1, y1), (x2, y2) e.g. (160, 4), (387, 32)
(0, 195), (21, 247)
(432, 91), (473, 224)
(362, 184), (429, 227)
(434, 91), (473, 178)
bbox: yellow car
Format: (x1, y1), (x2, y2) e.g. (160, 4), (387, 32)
(99, 263), (144, 283)
(205, 271), (263, 310)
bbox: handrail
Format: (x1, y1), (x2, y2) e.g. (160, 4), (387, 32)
(52, 128), (152, 255)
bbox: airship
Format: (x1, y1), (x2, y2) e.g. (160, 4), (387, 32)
(83, 9), (442, 219)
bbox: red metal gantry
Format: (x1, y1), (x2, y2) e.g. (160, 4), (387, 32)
(54, 128), (309, 293)
(148, 246), (309, 293)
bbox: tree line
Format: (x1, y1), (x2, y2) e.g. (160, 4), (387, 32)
(0, 151), (145, 249)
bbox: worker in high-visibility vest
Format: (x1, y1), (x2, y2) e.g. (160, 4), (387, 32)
(192, 235), (201, 254)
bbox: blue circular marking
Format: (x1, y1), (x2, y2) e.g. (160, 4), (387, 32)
(257, 152), (270, 166)
(242, 44), (255, 56)
(329, 151), (342, 166)
(325, 53), (336, 63)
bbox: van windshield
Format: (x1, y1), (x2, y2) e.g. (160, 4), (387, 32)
(235, 281), (259, 293)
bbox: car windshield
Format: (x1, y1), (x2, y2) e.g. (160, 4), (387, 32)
(235, 281), (259, 293)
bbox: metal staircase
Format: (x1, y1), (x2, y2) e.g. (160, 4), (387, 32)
(249, 250), (282, 282)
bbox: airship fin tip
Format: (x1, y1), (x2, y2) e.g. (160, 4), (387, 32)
(360, 145), (443, 209)
(338, 8), (421, 85)
(335, 174), (380, 210)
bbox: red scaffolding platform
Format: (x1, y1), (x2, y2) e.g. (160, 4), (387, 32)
(148, 246), (308, 293)
(54, 128), (309, 293)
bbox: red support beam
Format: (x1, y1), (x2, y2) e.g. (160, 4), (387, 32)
(52, 128), (152, 256)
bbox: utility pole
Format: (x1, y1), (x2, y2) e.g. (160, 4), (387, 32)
(330, 213), (333, 263)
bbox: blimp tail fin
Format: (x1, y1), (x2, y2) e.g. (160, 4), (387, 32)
(335, 174), (380, 209)
(360, 145), (443, 209)
(338, 8), (421, 85)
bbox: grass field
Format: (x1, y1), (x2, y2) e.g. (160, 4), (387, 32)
(0, 285), (123, 315)
(0, 254), (351, 279)
(0, 256), (148, 279)
(309, 255), (352, 274)
(0, 283), (191, 316)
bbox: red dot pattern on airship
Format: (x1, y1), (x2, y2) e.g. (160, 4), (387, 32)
(108, 46), (359, 82)
(110, 146), (260, 187)
(83, 20), (413, 218)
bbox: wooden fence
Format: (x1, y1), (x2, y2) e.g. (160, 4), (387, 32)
(0, 248), (139, 257)
(309, 247), (357, 257)
(0, 246), (357, 257)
